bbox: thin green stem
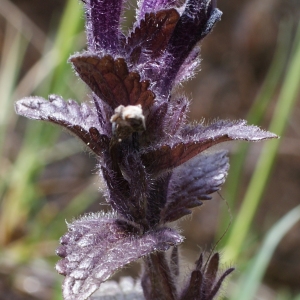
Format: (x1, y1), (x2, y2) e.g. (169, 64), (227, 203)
(231, 205), (300, 300)
(223, 21), (300, 263)
(224, 21), (293, 206)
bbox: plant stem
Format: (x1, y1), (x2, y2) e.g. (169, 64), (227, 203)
(142, 252), (177, 300)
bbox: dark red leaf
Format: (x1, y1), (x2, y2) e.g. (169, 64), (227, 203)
(142, 120), (277, 174)
(161, 151), (228, 223)
(70, 54), (155, 109)
(126, 9), (180, 64)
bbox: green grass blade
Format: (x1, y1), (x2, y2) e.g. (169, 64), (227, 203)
(223, 21), (300, 263)
(0, 0), (85, 248)
(0, 26), (28, 155)
(231, 205), (300, 300)
(0, 0), (48, 52)
(49, 0), (84, 94)
(224, 21), (293, 207)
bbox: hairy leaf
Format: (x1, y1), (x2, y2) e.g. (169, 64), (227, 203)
(15, 95), (109, 156)
(70, 54), (155, 109)
(164, 96), (189, 136)
(202, 253), (220, 297)
(161, 151), (229, 222)
(147, 174), (171, 226)
(174, 47), (201, 85)
(136, 0), (179, 21)
(126, 9), (180, 64)
(180, 252), (234, 300)
(141, 102), (168, 146)
(118, 151), (150, 224)
(56, 213), (183, 300)
(160, 1), (222, 92)
(180, 270), (203, 300)
(142, 120), (277, 174)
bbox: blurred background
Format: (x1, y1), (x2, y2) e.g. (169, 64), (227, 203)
(0, 0), (299, 299)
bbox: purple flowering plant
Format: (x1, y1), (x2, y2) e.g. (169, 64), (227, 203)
(15, 0), (277, 299)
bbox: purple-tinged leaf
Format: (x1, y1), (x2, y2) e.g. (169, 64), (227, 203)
(206, 268), (234, 300)
(180, 252), (234, 300)
(101, 151), (150, 226)
(164, 96), (189, 136)
(120, 152), (150, 225)
(142, 141), (224, 175)
(159, 0), (222, 92)
(182, 119), (278, 142)
(202, 253), (219, 297)
(136, 0), (179, 22)
(162, 208), (194, 224)
(146, 174), (171, 227)
(15, 95), (109, 156)
(91, 94), (113, 137)
(161, 151), (229, 223)
(56, 213), (183, 300)
(142, 120), (277, 174)
(141, 102), (168, 146)
(70, 54), (155, 109)
(201, 4), (223, 39)
(100, 166), (134, 220)
(82, 0), (124, 53)
(168, 0), (221, 61)
(125, 9), (180, 65)
(179, 270), (203, 300)
(173, 47), (201, 85)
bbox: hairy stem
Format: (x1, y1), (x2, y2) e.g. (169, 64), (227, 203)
(142, 252), (177, 300)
